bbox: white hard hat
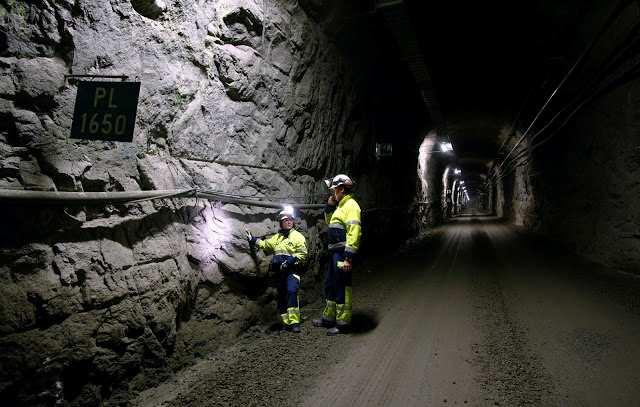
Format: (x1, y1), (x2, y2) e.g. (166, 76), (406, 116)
(324, 174), (354, 189)
(279, 205), (295, 221)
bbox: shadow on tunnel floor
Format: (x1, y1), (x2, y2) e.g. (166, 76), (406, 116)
(349, 310), (379, 335)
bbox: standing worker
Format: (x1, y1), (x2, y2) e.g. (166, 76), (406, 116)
(313, 174), (362, 336)
(246, 207), (308, 333)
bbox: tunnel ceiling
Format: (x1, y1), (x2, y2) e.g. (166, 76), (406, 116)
(401, 0), (605, 167)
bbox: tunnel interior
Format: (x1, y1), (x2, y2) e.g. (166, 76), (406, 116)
(1, 0), (640, 405)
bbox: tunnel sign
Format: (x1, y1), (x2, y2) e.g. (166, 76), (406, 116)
(70, 81), (141, 142)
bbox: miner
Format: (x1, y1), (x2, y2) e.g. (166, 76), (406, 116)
(313, 174), (362, 336)
(246, 207), (308, 333)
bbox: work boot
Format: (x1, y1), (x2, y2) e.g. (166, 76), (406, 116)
(312, 318), (335, 328)
(290, 324), (301, 333)
(327, 325), (350, 336)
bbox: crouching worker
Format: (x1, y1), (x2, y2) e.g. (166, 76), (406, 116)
(246, 207), (308, 333)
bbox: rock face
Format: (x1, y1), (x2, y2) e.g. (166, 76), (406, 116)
(535, 81), (640, 274)
(0, 1), (399, 405)
(492, 5), (640, 276)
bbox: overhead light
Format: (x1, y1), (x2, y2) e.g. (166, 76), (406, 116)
(454, 168), (461, 175)
(439, 142), (453, 152)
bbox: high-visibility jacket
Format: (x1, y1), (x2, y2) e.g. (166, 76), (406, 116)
(256, 229), (308, 265)
(325, 193), (362, 259)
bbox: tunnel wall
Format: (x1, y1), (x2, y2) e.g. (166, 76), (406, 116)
(494, 130), (539, 228)
(498, 3), (640, 275)
(412, 133), (445, 234)
(536, 81), (640, 274)
(0, 1), (404, 405)
(533, 2), (640, 274)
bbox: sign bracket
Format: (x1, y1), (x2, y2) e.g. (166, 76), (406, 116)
(64, 74), (129, 85)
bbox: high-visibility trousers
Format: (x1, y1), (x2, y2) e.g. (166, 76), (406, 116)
(322, 250), (352, 326)
(272, 256), (301, 326)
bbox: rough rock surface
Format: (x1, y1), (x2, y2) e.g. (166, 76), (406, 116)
(536, 81), (640, 274)
(493, 6), (640, 275)
(0, 1), (397, 405)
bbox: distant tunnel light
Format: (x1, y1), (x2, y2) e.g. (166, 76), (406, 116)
(439, 142), (453, 152)
(454, 168), (461, 175)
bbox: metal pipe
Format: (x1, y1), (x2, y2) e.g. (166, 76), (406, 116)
(197, 191), (325, 210)
(0, 188), (194, 204)
(64, 74), (129, 80)
(0, 188), (401, 213)
(0, 187), (326, 209)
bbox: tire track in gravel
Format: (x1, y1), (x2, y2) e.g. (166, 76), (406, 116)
(469, 226), (557, 406)
(302, 224), (483, 406)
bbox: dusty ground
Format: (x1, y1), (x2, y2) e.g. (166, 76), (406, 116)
(132, 217), (640, 406)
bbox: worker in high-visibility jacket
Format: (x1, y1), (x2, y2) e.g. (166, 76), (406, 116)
(313, 174), (362, 335)
(246, 208), (307, 333)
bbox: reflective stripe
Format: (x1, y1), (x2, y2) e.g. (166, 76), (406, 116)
(346, 220), (361, 225)
(328, 242), (346, 250)
(287, 307), (301, 324)
(345, 246), (358, 253)
(322, 300), (337, 320)
(292, 274), (300, 281)
(329, 223), (345, 230)
(275, 251), (295, 257)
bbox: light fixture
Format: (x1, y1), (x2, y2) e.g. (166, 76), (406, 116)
(439, 142), (453, 152)
(454, 168), (461, 175)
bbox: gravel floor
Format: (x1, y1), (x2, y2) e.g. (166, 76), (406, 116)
(133, 217), (640, 406)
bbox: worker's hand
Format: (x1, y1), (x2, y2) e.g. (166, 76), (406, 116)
(245, 230), (253, 241)
(341, 259), (352, 272)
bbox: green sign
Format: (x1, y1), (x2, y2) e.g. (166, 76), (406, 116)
(70, 81), (141, 142)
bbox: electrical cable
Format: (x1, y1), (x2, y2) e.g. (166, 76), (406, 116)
(0, 186), (401, 212)
(494, 46), (640, 184)
(0, 188), (196, 204)
(492, 0), (640, 182)
(492, 0), (637, 180)
(499, 20), (640, 172)
(495, 59), (640, 183)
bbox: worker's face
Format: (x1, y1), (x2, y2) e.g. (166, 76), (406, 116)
(333, 186), (345, 201)
(280, 217), (294, 230)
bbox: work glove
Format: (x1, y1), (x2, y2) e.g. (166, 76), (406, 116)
(245, 230), (258, 249)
